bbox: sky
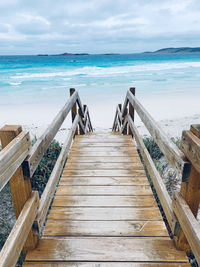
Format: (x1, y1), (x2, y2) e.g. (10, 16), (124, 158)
(1, 0), (200, 54)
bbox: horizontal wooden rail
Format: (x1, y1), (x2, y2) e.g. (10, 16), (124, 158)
(23, 91), (79, 178)
(35, 115), (80, 232)
(180, 129), (200, 174)
(0, 191), (39, 267)
(173, 191), (200, 265)
(0, 131), (30, 191)
(119, 89), (191, 181)
(128, 115), (176, 231)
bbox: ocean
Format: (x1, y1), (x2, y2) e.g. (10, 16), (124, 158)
(0, 53), (200, 128)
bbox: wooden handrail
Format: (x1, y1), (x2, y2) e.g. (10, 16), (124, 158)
(35, 114), (80, 232)
(127, 89), (191, 181)
(128, 114), (175, 231)
(0, 89), (93, 265)
(0, 191), (39, 267)
(113, 88), (200, 261)
(173, 191), (200, 265)
(0, 131), (30, 191)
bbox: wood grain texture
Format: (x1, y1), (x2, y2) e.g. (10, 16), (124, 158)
(52, 195), (156, 207)
(24, 263), (190, 267)
(67, 156), (141, 163)
(48, 207), (162, 220)
(0, 191), (39, 267)
(44, 220), (168, 236)
(56, 185), (152, 195)
(25, 237), (188, 262)
(173, 191), (200, 265)
(0, 131), (30, 191)
(59, 177), (149, 185)
(64, 162), (144, 170)
(62, 169), (146, 176)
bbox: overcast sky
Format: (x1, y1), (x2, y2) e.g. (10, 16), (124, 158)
(1, 0), (200, 54)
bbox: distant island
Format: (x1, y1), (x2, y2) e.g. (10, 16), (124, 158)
(37, 47), (200, 56)
(150, 47), (200, 54)
(37, 53), (89, 56)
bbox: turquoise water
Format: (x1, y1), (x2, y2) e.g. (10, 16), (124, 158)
(0, 53), (200, 127)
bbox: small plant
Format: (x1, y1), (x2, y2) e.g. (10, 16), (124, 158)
(143, 137), (163, 160)
(31, 139), (62, 196)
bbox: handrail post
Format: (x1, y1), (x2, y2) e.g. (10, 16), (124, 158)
(70, 88), (78, 135)
(118, 104), (122, 132)
(128, 87), (135, 136)
(174, 124), (200, 252)
(0, 125), (38, 253)
(122, 107), (128, 135)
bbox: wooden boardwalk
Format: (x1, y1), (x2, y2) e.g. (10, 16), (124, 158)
(24, 132), (189, 266)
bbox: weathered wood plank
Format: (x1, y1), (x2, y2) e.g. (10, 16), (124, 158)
(0, 191), (39, 267)
(25, 237), (188, 262)
(52, 195), (156, 207)
(24, 90), (78, 177)
(173, 191), (200, 265)
(180, 130), (200, 174)
(0, 131), (31, 191)
(73, 142), (133, 147)
(23, 263), (190, 267)
(70, 146), (138, 152)
(190, 124), (200, 138)
(67, 156), (141, 163)
(59, 177), (149, 186)
(0, 125), (37, 252)
(64, 162), (144, 170)
(127, 115), (176, 232)
(62, 169), (146, 176)
(35, 115), (80, 232)
(44, 220), (168, 237)
(69, 151), (138, 157)
(56, 185), (152, 195)
(127, 90), (191, 180)
(48, 207), (162, 220)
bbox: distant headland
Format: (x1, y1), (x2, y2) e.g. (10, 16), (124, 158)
(37, 47), (200, 56)
(146, 47), (200, 54)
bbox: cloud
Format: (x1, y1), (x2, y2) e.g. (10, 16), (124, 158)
(0, 0), (200, 54)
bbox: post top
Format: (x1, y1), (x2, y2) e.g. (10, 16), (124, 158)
(190, 124), (200, 138)
(0, 125), (22, 134)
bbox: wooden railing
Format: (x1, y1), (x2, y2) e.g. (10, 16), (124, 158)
(113, 87), (200, 265)
(0, 89), (93, 267)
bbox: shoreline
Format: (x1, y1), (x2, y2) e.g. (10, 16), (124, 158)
(19, 113), (200, 145)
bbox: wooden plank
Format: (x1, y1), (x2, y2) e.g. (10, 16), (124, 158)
(59, 177), (149, 186)
(56, 185), (152, 196)
(128, 115), (176, 232)
(173, 191), (200, 265)
(64, 162), (144, 170)
(126, 90), (191, 180)
(48, 207), (162, 220)
(25, 237), (188, 262)
(180, 130), (200, 174)
(0, 131), (31, 191)
(52, 195), (156, 207)
(69, 151), (139, 157)
(23, 90), (78, 177)
(73, 142), (133, 147)
(67, 156), (141, 163)
(75, 138), (133, 143)
(44, 220), (168, 237)
(23, 263), (191, 267)
(35, 115), (79, 233)
(70, 146), (138, 152)
(0, 191), (39, 267)
(62, 169), (146, 176)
